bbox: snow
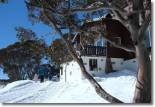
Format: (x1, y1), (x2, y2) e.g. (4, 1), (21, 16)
(60, 61), (84, 83)
(0, 80), (33, 94)
(0, 61), (137, 103)
(0, 68), (9, 80)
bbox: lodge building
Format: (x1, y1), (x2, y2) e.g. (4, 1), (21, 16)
(73, 15), (138, 76)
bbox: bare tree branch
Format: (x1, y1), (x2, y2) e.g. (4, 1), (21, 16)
(112, 10), (128, 24)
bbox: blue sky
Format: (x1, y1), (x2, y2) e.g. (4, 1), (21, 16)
(0, 0), (110, 49)
(0, 0), (151, 49)
(0, 0), (59, 49)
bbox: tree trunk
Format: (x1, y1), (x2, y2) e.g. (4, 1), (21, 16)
(105, 40), (113, 73)
(133, 42), (151, 103)
(105, 57), (113, 73)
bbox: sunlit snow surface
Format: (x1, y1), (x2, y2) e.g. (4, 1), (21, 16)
(0, 61), (136, 103)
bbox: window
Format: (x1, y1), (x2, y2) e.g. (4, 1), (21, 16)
(89, 59), (98, 71)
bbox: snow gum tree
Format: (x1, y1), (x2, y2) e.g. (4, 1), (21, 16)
(25, 0), (151, 103)
(48, 38), (72, 66)
(0, 27), (48, 81)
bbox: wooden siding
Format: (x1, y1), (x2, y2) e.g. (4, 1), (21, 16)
(107, 47), (135, 60)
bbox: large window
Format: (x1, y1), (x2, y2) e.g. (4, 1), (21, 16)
(89, 59), (98, 71)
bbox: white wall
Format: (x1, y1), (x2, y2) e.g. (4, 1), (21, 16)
(60, 57), (138, 82)
(111, 58), (124, 71)
(81, 56), (105, 72)
(81, 56), (125, 76)
(81, 56), (105, 76)
(81, 56), (138, 76)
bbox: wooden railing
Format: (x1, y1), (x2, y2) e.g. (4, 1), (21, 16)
(81, 45), (107, 56)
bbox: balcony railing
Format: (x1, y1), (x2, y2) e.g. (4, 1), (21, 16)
(81, 45), (107, 56)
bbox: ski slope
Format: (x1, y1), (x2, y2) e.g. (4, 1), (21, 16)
(0, 61), (137, 103)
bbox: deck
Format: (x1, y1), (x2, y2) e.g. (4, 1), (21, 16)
(81, 45), (106, 56)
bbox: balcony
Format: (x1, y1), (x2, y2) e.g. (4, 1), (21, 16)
(81, 45), (107, 56)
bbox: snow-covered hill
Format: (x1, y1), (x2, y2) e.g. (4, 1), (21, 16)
(0, 61), (137, 103)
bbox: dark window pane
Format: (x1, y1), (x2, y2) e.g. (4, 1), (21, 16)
(89, 59), (97, 71)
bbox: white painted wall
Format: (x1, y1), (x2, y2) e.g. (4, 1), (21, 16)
(60, 57), (138, 80)
(111, 58), (124, 71)
(81, 56), (106, 76)
(81, 56), (125, 76)
(81, 56), (138, 76)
